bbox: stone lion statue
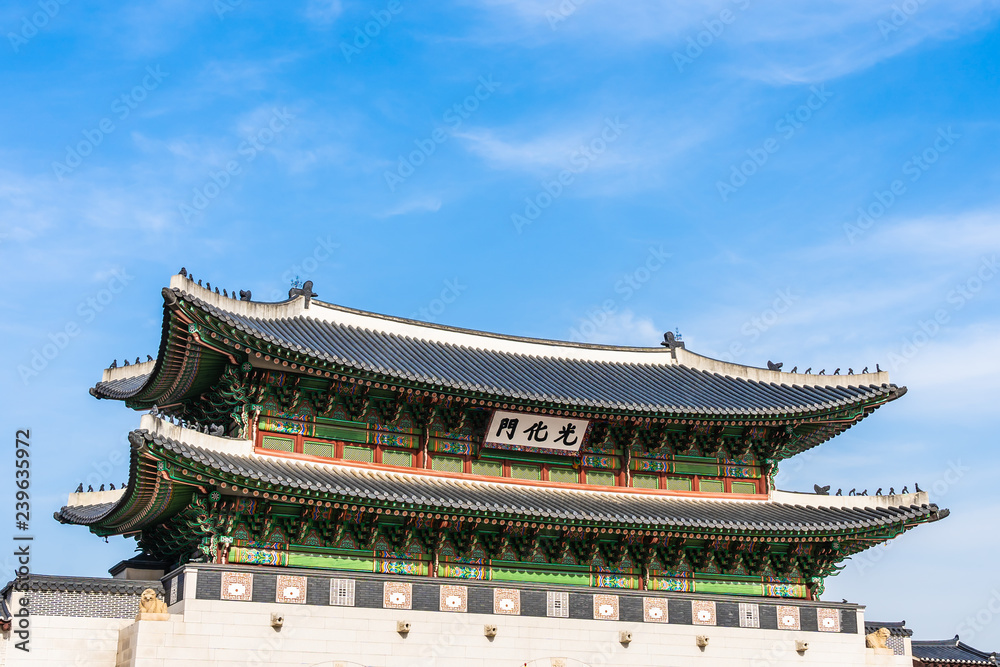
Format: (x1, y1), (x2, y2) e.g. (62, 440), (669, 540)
(138, 588), (168, 615)
(865, 627), (890, 649)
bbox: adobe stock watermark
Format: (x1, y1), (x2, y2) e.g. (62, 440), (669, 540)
(72, 619), (130, 667)
(17, 269), (134, 384)
(716, 288), (799, 363)
(383, 75), (500, 192)
(878, 0), (927, 40)
(717, 85), (833, 202)
(844, 127), (959, 244)
(511, 116), (627, 234)
(957, 589), (1000, 645)
(340, 0), (403, 62)
(51, 65), (169, 181)
(673, 0), (752, 73)
(750, 637), (817, 667)
(214, 0), (244, 20)
(545, 0), (588, 29)
(409, 278), (467, 323)
(569, 245), (670, 342)
(179, 107), (295, 223)
(243, 606), (313, 667)
(853, 459), (967, 577)
(885, 255), (996, 370)
(262, 235), (341, 301)
(72, 440), (129, 495)
(7, 0), (70, 53)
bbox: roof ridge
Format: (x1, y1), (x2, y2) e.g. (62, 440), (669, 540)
(168, 274), (893, 389)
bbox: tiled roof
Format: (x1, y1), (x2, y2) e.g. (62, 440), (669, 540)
(1, 574), (163, 596)
(56, 429), (945, 534)
(93, 279), (905, 419)
(865, 620), (914, 637)
(90, 372), (151, 399)
(54, 501), (119, 525)
(913, 637), (998, 664)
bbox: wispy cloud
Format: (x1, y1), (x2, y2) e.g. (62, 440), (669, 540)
(458, 113), (713, 197)
(99, 0), (216, 57)
(305, 0), (343, 26)
(379, 196), (443, 218)
(469, 0), (1000, 82)
(195, 54), (303, 97)
(572, 309), (661, 346)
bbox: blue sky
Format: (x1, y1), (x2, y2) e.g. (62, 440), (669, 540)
(1, 0), (999, 647)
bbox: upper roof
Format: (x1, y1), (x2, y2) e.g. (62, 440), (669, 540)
(56, 416), (947, 538)
(913, 637), (998, 665)
(91, 274), (904, 424)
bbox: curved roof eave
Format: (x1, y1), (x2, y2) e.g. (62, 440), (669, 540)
(88, 275), (906, 426)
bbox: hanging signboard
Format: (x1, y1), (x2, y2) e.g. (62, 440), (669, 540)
(483, 410), (589, 453)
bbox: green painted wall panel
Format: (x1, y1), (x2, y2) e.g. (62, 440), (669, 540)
(313, 424), (368, 443)
(673, 462), (719, 475)
(694, 580), (764, 596)
(491, 567), (590, 586)
(287, 552), (373, 572)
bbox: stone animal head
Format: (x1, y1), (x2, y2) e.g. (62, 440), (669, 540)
(139, 588), (168, 614)
(865, 627), (891, 649)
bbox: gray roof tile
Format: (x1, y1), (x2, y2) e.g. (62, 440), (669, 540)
(913, 637), (998, 664)
(91, 290), (899, 417)
(56, 430), (943, 535)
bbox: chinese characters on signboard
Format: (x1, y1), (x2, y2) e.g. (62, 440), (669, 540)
(484, 410), (589, 453)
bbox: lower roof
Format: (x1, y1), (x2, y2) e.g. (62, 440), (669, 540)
(913, 637), (998, 665)
(55, 419), (948, 538)
(1, 574), (162, 597)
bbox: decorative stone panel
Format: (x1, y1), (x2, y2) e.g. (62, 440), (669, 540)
(643, 597), (667, 623)
(440, 585), (468, 612)
(493, 588), (520, 615)
(692, 600), (717, 626)
(593, 594), (619, 621)
(777, 605), (801, 631)
(221, 572), (253, 601)
(383, 581), (412, 610)
(739, 603), (760, 628)
(276, 575), (307, 604)
(817, 608), (840, 632)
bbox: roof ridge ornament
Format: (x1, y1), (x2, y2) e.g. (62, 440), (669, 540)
(660, 330), (685, 359)
(289, 279), (318, 308)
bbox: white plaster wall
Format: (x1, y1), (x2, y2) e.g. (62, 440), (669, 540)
(1, 615), (130, 667)
(770, 490), (927, 509)
(3, 599), (893, 667)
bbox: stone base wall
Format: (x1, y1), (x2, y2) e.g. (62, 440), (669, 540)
(0, 568), (917, 666)
(0, 615), (130, 667)
(0, 601), (916, 667)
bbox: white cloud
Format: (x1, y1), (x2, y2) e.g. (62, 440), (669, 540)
(379, 196), (443, 218)
(854, 211), (1000, 258)
(457, 127), (593, 171)
(196, 55), (302, 96)
(305, 0), (343, 25)
(569, 309), (661, 347)
(886, 323), (1000, 419)
(457, 113), (713, 198)
(468, 0), (1000, 82)
(676, 208), (1000, 379)
(101, 0), (216, 57)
